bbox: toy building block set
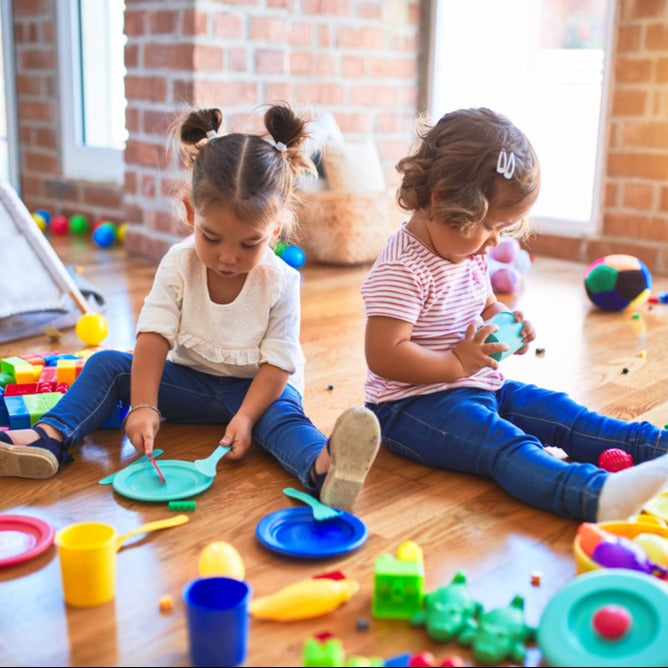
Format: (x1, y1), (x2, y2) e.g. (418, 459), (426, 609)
(0, 350), (128, 431)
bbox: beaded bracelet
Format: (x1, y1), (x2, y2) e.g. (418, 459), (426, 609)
(127, 402), (162, 419)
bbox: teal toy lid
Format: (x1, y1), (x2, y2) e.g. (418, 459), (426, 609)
(538, 569), (668, 667)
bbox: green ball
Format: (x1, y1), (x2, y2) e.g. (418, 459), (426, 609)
(69, 214), (89, 235)
(273, 240), (288, 256)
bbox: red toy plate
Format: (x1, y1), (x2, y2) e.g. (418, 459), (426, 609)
(0, 514), (55, 568)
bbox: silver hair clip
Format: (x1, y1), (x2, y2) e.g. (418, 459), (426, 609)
(206, 130), (219, 139)
(496, 149), (516, 179)
(267, 138), (287, 153)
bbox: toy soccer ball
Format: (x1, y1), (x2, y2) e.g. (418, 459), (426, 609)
(584, 254), (651, 312)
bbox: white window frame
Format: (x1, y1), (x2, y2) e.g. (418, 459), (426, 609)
(1, 0), (19, 190)
(57, 0), (124, 183)
(426, 0), (616, 237)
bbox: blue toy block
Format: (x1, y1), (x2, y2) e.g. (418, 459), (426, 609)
(100, 400), (130, 429)
(5, 395), (31, 428)
(0, 387), (8, 427)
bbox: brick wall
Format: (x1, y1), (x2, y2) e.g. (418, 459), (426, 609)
(527, 0), (668, 272)
(11, 0), (668, 273)
(121, 0), (422, 261)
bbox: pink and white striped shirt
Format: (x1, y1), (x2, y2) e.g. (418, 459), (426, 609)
(361, 225), (505, 403)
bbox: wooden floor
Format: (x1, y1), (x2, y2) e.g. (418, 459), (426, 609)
(1, 236), (667, 667)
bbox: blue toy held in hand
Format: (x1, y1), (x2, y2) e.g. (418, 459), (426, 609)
(483, 312), (525, 362)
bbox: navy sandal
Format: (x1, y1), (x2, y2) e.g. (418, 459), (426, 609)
(0, 426), (72, 479)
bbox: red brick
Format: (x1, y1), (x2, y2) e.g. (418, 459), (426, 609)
(622, 182), (655, 209)
(615, 57), (653, 83)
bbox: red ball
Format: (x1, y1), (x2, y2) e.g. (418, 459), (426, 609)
(598, 448), (634, 472)
(592, 604), (632, 640)
(50, 214), (69, 235)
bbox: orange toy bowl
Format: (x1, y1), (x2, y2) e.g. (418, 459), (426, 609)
(573, 518), (668, 576)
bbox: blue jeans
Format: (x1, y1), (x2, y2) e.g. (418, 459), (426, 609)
(367, 380), (668, 521)
(39, 350), (326, 489)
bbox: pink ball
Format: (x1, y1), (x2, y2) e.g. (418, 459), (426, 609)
(598, 448), (634, 472)
(491, 266), (522, 294)
(50, 215), (69, 235)
(489, 237), (520, 264)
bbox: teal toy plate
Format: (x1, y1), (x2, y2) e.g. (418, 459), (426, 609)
(538, 569), (668, 667)
(110, 460), (214, 502)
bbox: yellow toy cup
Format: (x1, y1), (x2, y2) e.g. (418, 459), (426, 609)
(56, 514), (188, 607)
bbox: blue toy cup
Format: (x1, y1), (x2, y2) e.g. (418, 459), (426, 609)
(182, 576), (252, 667)
(483, 311), (525, 361)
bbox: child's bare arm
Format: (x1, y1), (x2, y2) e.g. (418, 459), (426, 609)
(365, 316), (504, 384)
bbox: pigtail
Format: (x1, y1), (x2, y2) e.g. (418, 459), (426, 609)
(177, 108), (223, 168)
(264, 104), (317, 179)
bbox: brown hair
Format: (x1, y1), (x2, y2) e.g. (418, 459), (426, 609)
(174, 103), (316, 238)
(396, 108), (541, 238)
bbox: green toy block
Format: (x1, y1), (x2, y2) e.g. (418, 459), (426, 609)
(372, 552), (425, 619)
(302, 636), (345, 667)
(21, 392), (63, 425)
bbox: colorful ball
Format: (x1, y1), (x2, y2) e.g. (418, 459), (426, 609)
(280, 244), (306, 269)
(69, 214), (89, 235)
(50, 214), (69, 235)
(598, 448), (634, 472)
(116, 222), (129, 243)
(34, 208), (51, 224)
(31, 212), (47, 232)
(584, 255), (651, 312)
(75, 312), (109, 346)
(92, 222), (117, 248)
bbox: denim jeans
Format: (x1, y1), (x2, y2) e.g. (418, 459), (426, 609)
(367, 380), (668, 521)
(39, 350), (326, 489)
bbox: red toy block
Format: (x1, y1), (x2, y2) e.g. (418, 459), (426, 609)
(4, 383), (39, 396)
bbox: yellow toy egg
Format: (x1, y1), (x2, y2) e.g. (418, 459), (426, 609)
(198, 541), (245, 580)
(75, 312), (109, 346)
(633, 533), (668, 568)
(117, 222), (128, 243)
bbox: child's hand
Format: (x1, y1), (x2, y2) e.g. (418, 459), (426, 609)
(220, 413), (254, 460)
(511, 310), (536, 355)
(124, 409), (161, 455)
(452, 322), (504, 376)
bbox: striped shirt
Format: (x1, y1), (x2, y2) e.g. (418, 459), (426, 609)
(361, 225), (505, 403)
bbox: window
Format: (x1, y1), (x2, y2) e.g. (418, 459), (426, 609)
(57, 0), (127, 183)
(428, 0), (614, 235)
(0, 0), (18, 189)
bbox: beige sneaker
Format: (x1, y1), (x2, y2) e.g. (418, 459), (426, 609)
(320, 406), (381, 512)
(0, 440), (59, 478)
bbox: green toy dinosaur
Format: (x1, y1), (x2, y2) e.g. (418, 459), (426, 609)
(409, 571), (483, 642)
(457, 594), (537, 666)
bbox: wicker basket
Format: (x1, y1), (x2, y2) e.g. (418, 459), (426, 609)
(295, 187), (406, 266)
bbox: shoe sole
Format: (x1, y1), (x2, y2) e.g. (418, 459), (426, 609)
(0, 442), (59, 479)
(320, 406), (381, 512)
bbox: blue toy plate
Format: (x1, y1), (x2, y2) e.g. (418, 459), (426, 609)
(255, 507), (368, 558)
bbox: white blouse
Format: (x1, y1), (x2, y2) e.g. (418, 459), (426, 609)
(136, 241), (305, 394)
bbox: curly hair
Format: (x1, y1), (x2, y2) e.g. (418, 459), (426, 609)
(396, 108), (541, 238)
(172, 103), (316, 239)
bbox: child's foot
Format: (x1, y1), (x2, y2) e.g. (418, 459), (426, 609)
(596, 452), (668, 521)
(319, 406), (381, 512)
(0, 426), (69, 479)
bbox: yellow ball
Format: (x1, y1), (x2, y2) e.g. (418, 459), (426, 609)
(75, 312), (109, 346)
(117, 222), (128, 243)
(32, 212), (46, 232)
(198, 541), (245, 580)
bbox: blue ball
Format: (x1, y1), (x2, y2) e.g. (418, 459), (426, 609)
(280, 245), (306, 269)
(92, 222), (117, 248)
(35, 208), (51, 224)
